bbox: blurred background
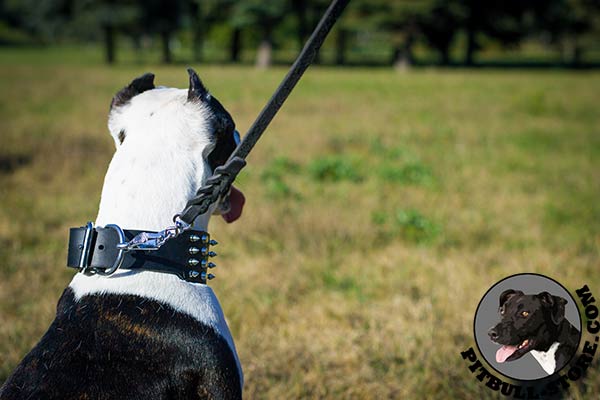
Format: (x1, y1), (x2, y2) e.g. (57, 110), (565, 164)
(1, 1), (599, 399)
(1, 0), (600, 67)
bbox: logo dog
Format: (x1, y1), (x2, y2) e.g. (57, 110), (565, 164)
(0, 70), (245, 399)
(488, 289), (580, 375)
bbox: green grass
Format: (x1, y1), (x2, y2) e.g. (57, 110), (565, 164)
(1, 49), (599, 399)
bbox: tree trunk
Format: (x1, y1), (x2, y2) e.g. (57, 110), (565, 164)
(393, 31), (415, 70)
(440, 46), (450, 66)
(569, 39), (583, 67)
(464, 2), (480, 66)
(465, 26), (476, 66)
(103, 25), (116, 64)
(256, 28), (273, 68)
(161, 30), (172, 64)
(230, 28), (241, 63)
(193, 27), (203, 62)
(335, 28), (347, 66)
(131, 33), (142, 64)
(190, 2), (203, 62)
(293, 0), (308, 49)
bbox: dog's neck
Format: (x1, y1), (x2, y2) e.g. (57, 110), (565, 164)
(96, 101), (213, 232)
(95, 144), (210, 232)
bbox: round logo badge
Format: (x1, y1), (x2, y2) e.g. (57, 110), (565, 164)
(474, 273), (582, 381)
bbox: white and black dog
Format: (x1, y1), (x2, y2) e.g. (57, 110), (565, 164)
(489, 289), (580, 376)
(0, 70), (246, 399)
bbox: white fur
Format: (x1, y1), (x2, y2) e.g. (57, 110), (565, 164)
(68, 86), (243, 387)
(530, 342), (560, 375)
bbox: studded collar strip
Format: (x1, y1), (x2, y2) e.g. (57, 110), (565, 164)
(67, 223), (217, 284)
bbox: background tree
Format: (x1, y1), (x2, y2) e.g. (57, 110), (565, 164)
(188, 0), (235, 62)
(359, 0), (437, 69)
(0, 0), (72, 44)
(418, 1), (463, 65)
(231, 0), (288, 68)
(459, 0), (532, 66)
(139, 0), (183, 64)
(532, 0), (600, 66)
(69, 0), (139, 64)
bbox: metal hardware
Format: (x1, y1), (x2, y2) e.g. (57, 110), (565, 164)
(208, 251), (217, 258)
(202, 233), (209, 243)
(78, 221), (95, 273)
(209, 239), (218, 246)
(117, 219), (190, 251)
(189, 234), (201, 242)
(201, 272), (216, 281)
(69, 222), (218, 284)
(95, 224), (127, 276)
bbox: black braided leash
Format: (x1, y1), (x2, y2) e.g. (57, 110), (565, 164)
(178, 0), (350, 225)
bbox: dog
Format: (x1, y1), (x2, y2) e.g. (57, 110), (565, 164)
(488, 289), (580, 375)
(0, 69), (246, 399)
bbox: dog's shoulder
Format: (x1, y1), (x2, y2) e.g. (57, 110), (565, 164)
(1, 287), (242, 400)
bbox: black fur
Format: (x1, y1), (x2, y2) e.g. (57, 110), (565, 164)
(186, 68), (237, 171)
(0, 288), (241, 400)
(205, 96), (236, 171)
(110, 73), (156, 110)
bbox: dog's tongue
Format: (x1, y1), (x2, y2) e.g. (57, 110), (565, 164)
(222, 186), (245, 223)
(496, 345), (518, 363)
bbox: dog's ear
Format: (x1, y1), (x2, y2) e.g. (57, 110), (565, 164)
(187, 68), (210, 102)
(499, 289), (523, 309)
(538, 292), (567, 325)
(110, 73), (155, 110)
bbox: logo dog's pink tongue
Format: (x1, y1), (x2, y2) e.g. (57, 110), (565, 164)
(222, 186), (245, 223)
(496, 345), (518, 363)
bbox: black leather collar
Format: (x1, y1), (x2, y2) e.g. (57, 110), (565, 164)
(67, 225), (216, 284)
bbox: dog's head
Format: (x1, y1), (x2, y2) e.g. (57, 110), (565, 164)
(488, 289), (567, 364)
(98, 69), (244, 229)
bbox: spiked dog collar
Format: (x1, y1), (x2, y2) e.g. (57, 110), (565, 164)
(67, 222), (217, 284)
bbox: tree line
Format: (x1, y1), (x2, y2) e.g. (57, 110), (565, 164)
(1, 0), (599, 67)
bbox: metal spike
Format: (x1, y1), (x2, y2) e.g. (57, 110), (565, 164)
(201, 247), (208, 256)
(189, 247), (200, 255)
(208, 262), (216, 269)
(189, 271), (200, 278)
(188, 258), (200, 267)
(200, 259), (207, 268)
(208, 251), (217, 258)
(189, 234), (201, 242)
(201, 234), (209, 244)
(209, 239), (218, 246)
(207, 274), (215, 280)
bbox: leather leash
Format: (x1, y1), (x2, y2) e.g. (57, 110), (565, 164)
(178, 0), (350, 225)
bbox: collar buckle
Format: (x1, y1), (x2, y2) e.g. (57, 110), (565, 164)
(78, 221), (95, 273)
(95, 224), (127, 276)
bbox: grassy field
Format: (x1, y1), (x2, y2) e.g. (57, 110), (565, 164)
(0, 51), (599, 398)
